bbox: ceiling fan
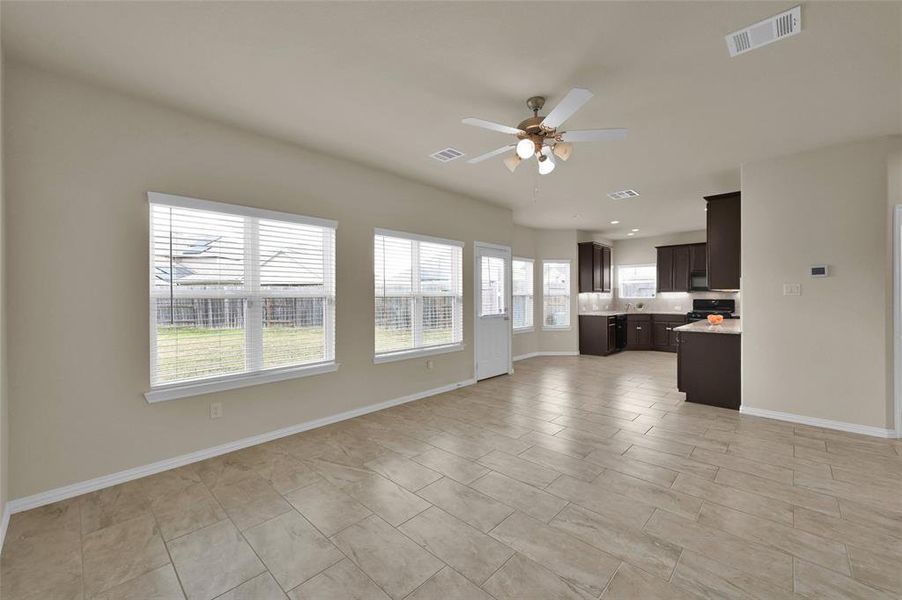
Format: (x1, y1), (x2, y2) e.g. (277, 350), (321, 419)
(462, 88), (626, 175)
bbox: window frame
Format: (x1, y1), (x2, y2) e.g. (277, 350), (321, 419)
(618, 263), (658, 299)
(373, 228), (464, 364)
(145, 192), (338, 403)
(511, 257), (535, 333)
(542, 259), (572, 331)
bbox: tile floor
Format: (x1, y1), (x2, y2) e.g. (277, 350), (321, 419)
(2, 352), (902, 599)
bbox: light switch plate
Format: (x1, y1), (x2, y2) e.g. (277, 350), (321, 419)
(783, 283), (801, 296)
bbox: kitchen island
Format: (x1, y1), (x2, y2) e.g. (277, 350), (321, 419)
(674, 319), (741, 409)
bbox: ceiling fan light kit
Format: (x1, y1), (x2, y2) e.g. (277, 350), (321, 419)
(462, 87), (627, 175)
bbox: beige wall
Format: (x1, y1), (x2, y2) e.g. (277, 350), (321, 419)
(0, 46), (7, 527)
(742, 136), (902, 430)
(3, 63), (522, 498)
(510, 225), (581, 358)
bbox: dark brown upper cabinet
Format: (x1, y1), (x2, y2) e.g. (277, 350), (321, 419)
(578, 242), (612, 293)
(705, 191), (741, 290)
(656, 244), (694, 293)
(656, 246), (674, 292)
(689, 243), (706, 273)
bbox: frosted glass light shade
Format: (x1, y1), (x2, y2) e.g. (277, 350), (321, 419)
(516, 138), (536, 159)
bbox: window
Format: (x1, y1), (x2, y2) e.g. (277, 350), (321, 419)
(542, 260), (571, 329)
(374, 229), (463, 361)
(511, 258), (534, 331)
(480, 256), (506, 317)
(618, 264), (657, 298)
(148, 193), (336, 400)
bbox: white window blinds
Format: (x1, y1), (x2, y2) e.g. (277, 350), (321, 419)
(480, 256), (506, 317)
(543, 260), (571, 329)
(512, 258), (534, 330)
(149, 193), (336, 388)
(374, 229), (463, 357)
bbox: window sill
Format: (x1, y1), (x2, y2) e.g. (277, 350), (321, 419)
(513, 327), (534, 334)
(145, 362), (339, 403)
(374, 343), (464, 364)
(542, 326), (573, 332)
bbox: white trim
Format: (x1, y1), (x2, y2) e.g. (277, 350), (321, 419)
(894, 205), (902, 434)
(373, 343), (464, 364)
(145, 362), (339, 403)
(0, 503), (10, 552)
(374, 227), (464, 248)
(8, 378), (477, 515)
(513, 327), (534, 334)
(148, 191), (337, 229)
(739, 406), (901, 439)
(542, 326), (573, 332)
(513, 351), (580, 361)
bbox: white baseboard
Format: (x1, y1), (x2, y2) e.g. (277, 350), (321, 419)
(513, 351), (580, 362)
(6, 378), (476, 515)
(740, 406), (901, 439)
(0, 502), (10, 551)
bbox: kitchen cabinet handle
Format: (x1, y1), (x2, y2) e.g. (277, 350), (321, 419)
(608, 323), (615, 327)
(665, 327), (672, 331)
(636, 326), (642, 330)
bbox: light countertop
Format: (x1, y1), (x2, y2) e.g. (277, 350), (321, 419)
(579, 310), (688, 317)
(673, 319), (742, 335)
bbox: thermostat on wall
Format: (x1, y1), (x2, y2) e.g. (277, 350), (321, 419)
(809, 265), (829, 277)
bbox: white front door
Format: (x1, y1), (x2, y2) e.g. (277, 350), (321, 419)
(475, 243), (512, 381)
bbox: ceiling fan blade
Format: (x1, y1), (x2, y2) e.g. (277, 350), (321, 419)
(541, 88), (594, 131)
(466, 145), (516, 164)
(462, 118), (524, 135)
(559, 128), (627, 143)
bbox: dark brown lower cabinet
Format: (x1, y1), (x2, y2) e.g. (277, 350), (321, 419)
(677, 331), (741, 409)
(579, 316), (618, 356)
(626, 315), (651, 350)
(580, 313), (685, 355)
(652, 315), (687, 352)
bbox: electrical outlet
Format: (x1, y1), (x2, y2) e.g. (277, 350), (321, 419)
(783, 283), (801, 296)
(210, 402), (223, 419)
(426, 360), (434, 370)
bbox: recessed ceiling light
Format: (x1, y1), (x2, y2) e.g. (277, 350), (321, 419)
(631, 228), (639, 232)
(627, 233), (635, 236)
(610, 220), (620, 225)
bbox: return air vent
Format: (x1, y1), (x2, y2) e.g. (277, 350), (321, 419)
(430, 147), (465, 162)
(607, 189), (640, 200)
(726, 5), (801, 58)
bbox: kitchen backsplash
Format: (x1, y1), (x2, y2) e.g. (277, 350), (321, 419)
(579, 291), (741, 315)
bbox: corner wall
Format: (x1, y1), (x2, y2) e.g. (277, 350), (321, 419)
(741, 136), (902, 431)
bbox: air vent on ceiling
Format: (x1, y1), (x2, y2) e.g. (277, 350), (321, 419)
(430, 147), (465, 162)
(607, 189), (640, 200)
(726, 6), (801, 58)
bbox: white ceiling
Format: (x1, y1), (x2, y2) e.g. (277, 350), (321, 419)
(2, 2), (900, 238)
